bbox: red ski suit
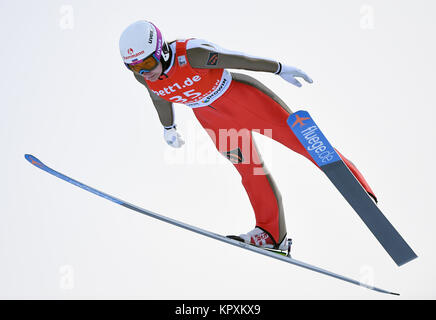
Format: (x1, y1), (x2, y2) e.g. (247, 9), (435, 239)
(146, 40), (375, 245)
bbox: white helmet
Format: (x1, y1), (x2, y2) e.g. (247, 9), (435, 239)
(119, 20), (169, 70)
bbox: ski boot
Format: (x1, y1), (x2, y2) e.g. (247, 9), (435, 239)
(228, 227), (292, 257)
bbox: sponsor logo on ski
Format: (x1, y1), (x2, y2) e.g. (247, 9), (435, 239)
(300, 125), (336, 163)
(288, 111), (341, 166)
(291, 114), (310, 128)
(31, 159), (43, 168)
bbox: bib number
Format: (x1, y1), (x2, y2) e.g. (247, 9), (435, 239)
(170, 89), (202, 103)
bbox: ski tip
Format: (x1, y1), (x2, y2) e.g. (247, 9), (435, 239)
(25, 154), (45, 168)
(390, 291), (400, 296)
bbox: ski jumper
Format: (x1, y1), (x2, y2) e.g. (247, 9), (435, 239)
(142, 39), (376, 246)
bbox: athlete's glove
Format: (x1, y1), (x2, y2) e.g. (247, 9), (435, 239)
(164, 125), (185, 148)
(276, 63), (313, 87)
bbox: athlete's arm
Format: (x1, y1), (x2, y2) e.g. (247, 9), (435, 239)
(186, 39), (280, 73)
(133, 73), (175, 128)
(133, 73), (184, 148)
(186, 39), (312, 87)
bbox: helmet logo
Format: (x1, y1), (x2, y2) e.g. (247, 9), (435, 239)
(127, 48), (134, 55)
(148, 29), (154, 44)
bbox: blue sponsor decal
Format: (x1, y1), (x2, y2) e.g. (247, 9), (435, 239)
(287, 110), (341, 167)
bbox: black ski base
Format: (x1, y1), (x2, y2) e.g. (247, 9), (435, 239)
(322, 161), (417, 266)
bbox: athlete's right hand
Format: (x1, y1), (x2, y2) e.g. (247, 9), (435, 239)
(277, 64), (313, 87)
(164, 125), (185, 148)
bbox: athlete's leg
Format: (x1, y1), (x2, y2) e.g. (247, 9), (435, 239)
(192, 105), (287, 244)
(226, 73), (377, 201)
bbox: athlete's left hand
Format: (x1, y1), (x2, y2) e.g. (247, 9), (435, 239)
(164, 125), (185, 148)
(278, 64), (313, 87)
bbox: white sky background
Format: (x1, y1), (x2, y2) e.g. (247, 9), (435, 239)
(0, 0), (435, 299)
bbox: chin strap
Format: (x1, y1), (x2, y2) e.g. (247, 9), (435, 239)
(160, 42), (173, 75)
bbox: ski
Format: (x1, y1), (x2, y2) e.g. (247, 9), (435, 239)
(25, 154), (398, 295)
(287, 110), (417, 266)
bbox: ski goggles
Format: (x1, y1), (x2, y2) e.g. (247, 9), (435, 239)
(125, 53), (159, 74)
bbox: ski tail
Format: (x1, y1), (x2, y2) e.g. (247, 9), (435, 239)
(287, 111), (417, 266)
(334, 149), (378, 203)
